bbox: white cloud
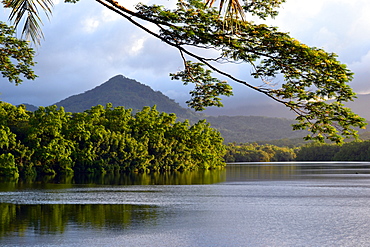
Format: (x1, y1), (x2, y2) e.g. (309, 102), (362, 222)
(82, 17), (100, 33)
(129, 37), (146, 55)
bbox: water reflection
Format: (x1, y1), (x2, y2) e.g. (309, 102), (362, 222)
(0, 169), (226, 188)
(226, 163), (298, 181)
(226, 162), (370, 181)
(73, 169), (226, 185)
(0, 204), (158, 237)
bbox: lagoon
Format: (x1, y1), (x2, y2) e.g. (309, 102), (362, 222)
(1, 162), (370, 246)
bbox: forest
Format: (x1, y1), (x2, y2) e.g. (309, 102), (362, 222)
(0, 102), (226, 177)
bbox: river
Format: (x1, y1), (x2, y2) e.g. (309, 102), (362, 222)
(1, 162), (370, 246)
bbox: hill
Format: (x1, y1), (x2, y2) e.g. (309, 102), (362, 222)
(53, 75), (197, 120)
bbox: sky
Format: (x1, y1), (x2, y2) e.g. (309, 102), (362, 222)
(1, 0), (370, 109)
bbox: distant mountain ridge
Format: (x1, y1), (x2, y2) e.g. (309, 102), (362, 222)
(205, 115), (307, 143)
(203, 93), (370, 121)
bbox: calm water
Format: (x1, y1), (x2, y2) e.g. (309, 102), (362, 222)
(2, 162), (370, 246)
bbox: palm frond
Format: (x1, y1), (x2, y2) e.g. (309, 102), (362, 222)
(5, 0), (53, 45)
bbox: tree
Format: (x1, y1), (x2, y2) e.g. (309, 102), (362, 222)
(0, 22), (36, 84)
(2, 0), (367, 143)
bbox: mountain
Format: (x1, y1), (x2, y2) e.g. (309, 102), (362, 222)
(54, 75), (197, 119)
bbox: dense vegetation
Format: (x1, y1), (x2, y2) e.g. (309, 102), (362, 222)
(224, 143), (297, 163)
(0, 102), (226, 177)
(225, 140), (370, 163)
(296, 141), (370, 161)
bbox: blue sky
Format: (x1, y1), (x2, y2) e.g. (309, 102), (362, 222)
(1, 0), (370, 109)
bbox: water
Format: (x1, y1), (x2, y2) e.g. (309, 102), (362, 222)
(1, 162), (370, 246)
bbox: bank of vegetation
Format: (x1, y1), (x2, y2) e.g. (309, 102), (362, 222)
(224, 143), (297, 162)
(295, 141), (370, 161)
(225, 140), (370, 163)
(0, 102), (226, 177)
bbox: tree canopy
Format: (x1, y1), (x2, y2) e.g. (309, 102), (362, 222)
(0, 22), (36, 84)
(1, 0), (367, 143)
(0, 103), (226, 177)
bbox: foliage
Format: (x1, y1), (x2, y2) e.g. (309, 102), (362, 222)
(3, 0), (367, 143)
(224, 142), (296, 162)
(171, 61), (233, 111)
(0, 22), (37, 84)
(0, 102), (226, 177)
(2, 0), (53, 45)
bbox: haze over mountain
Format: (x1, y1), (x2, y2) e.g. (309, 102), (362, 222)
(345, 94), (370, 121)
(203, 93), (370, 121)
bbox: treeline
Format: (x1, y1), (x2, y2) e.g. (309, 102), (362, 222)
(295, 141), (370, 161)
(224, 141), (370, 162)
(0, 102), (226, 177)
(224, 143), (297, 162)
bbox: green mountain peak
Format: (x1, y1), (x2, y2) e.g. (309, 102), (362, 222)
(54, 75), (193, 117)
